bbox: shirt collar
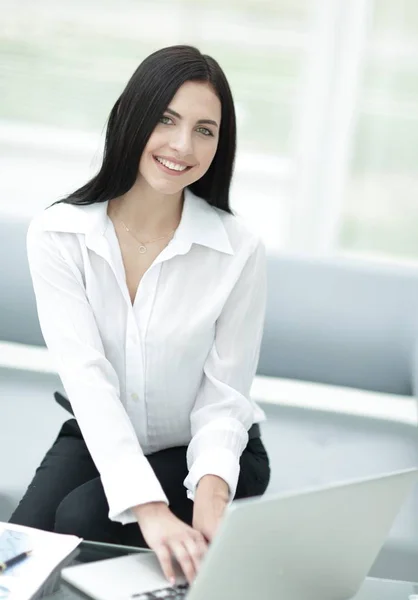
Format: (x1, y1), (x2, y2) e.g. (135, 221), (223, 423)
(41, 188), (233, 256)
(172, 188), (233, 255)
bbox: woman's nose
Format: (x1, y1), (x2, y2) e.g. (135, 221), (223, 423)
(169, 129), (193, 156)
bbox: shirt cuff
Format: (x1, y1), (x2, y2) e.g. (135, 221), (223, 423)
(101, 454), (169, 525)
(183, 448), (240, 503)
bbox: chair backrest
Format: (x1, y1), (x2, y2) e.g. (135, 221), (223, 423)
(258, 254), (418, 397)
(1, 216), (418, 396)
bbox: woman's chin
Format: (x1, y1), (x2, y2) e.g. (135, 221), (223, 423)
(148, 178), (187, 196)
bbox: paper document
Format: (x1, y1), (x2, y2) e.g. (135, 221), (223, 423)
(0, 522), (81, 600)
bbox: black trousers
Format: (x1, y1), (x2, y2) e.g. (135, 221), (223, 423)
(9, 418), (271, 547)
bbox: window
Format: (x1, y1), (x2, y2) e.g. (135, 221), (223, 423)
(338, 0), (418, 262)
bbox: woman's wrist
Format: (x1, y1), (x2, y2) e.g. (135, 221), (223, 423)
(196, 475), (229, 500)
(133, 501), (169, 524)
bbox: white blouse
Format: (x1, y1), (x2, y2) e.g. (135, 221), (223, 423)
(27, 187), (267, 524)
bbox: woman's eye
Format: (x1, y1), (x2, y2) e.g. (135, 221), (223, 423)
(197, 127), (213, 137)
(159, 116), (173, 125)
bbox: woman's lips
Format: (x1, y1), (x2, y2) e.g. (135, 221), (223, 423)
(153, 155), (193, 176)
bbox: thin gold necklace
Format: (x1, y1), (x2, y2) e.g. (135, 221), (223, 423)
(119, 219), (176, 254)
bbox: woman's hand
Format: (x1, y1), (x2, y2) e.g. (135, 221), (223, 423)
(133, 502), (208, 586)
(192, 475), (229, 543)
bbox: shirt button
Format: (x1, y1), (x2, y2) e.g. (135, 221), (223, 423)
(131, 393), (139, 401)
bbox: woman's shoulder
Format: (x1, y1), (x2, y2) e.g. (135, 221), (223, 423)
(28, 201), (90, 235)
(27, 202), (91, 270)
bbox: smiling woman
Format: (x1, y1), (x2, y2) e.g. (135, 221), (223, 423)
(12, 45), (270, 588)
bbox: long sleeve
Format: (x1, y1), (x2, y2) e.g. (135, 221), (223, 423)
(26, 223), (168, 524)
(184, 238), (267, 501)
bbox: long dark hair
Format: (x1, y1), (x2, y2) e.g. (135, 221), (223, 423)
(52, 45), (236, 214)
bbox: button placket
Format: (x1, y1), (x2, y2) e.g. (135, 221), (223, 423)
(134, 266), (161, 340)
(125, 265), (160, 419)
(125, 308), (143, 409)
(131, 264), (162, 440)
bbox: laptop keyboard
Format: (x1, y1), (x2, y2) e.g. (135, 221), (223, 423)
(132, 583), (189, 599)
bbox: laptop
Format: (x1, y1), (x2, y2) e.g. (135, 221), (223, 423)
(61, 467), (418, 600)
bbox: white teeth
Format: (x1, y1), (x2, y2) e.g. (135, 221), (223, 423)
(156, 157), (188, 171)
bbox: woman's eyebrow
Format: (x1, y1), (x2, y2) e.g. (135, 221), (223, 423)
(165, 107), (219, 128)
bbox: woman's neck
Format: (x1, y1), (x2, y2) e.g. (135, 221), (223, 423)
(109, 178), (184, 235)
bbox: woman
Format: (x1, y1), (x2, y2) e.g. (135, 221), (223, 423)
(10, 45), (270, 585)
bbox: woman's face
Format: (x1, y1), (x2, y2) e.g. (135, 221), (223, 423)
(138, 80), (221, 196)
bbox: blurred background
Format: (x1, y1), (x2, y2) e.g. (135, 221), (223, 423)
(1, 0), (417, 263)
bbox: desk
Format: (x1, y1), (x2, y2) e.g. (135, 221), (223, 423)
(46, 541), (418, 600)
(47, 540), (148, 599)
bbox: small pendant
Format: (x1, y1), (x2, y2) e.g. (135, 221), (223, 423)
(138, 245), (147, 254)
